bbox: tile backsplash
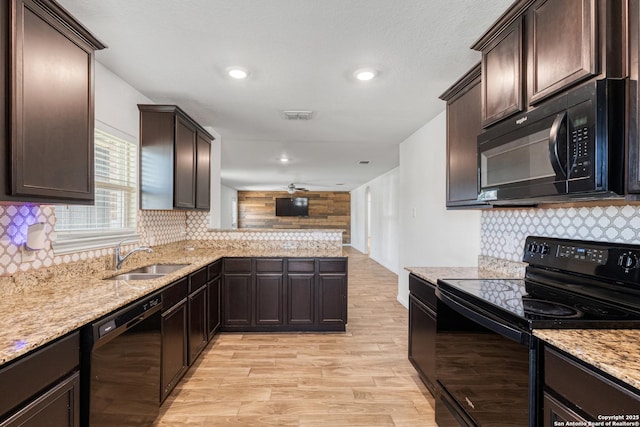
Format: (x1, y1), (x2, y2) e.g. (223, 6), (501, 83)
(0, 203), (343, 276)
(481, 204), (640, 261)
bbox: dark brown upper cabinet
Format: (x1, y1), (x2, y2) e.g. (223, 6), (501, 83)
(627, 0), (640, 194)
(480, 17), (524, 127)
(527, 0), (598, 104)
(195, 131), (211, 210)
(472, 0), (625, 128)
(0, 0), (105, 204)
(439, 63), (488, 208)
(139, 105), (214, 210)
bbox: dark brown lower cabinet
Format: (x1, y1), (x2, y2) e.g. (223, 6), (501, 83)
(223, 273), (252, 326)
(543, 346), (640, 425)
(0, 332), (80, 426)
(221, 257), (347, 332)
(255, 274), (284, 325)
(287, 274), (315, 325)
(317, 274), (347, 326)
(187, 284), (208, 365)
(207, 275), (221, 339)
(160, 294), (188, 403)
(407, 274), (437, 396)
(0, 372), (79, 427)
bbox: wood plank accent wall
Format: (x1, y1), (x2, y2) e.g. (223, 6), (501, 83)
(237, 191), (350, 244)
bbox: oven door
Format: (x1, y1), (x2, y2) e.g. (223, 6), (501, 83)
(478, 110), (570, 202)
(435, 289), (535, 426)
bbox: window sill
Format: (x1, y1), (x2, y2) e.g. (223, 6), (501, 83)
(52, 232), (141, 255)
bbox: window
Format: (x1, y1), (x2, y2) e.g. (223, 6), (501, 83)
(53, 126), (138, 253)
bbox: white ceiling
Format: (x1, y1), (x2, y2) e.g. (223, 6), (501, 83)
(58, 0), (513, 191)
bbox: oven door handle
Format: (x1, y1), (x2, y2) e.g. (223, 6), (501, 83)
(548, 112), (568, 179)
(438, 291), (528, 345)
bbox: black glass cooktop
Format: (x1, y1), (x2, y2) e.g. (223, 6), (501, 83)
(437, 278), (640, 330)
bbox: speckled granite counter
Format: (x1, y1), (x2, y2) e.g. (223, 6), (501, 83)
(406, 266), (519, 283)
(0, 245), (345, 366)
(534, 329), (640, 391)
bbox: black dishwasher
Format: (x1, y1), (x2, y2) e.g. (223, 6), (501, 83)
(80, 291), (162, 426)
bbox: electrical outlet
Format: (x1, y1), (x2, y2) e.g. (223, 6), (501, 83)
(504, 233), (516, 254)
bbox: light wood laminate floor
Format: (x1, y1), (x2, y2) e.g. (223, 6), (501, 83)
(154, 247), (436, 426)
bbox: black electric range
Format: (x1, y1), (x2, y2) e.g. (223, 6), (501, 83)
(439, 236), (640, 331)
(434, 236), (640, 427)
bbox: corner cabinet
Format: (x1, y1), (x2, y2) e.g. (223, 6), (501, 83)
(439, 63), (487, 208)
(139, 105), (213, 211)
(0, 332), (80, 426)
(0, 0), (105, 204)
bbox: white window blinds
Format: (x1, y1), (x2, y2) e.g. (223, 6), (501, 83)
(53, 127), (138, 253)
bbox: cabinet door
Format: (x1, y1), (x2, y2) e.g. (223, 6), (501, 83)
(527, 0), (597, 104)
(482, 17), (524, 127)
(11, 0), (96, 202)
(543, 393), (588, 427)
(174, 115), (196, 208)
(195, 132), (211, 210)
(255, 274), (284, 325)
(0, 372), (79, 427)
(445, 66), (484, 207)
(287, 274), (315, 325)
(188, 285), (208, 365)
(408, 294), (436, 396)
(161, 301), (188, 402)
(207, 276), (221, 339)
(223, 274), (252, 326)
(627, 0), (640, 194)
(317, 274), (347, 326)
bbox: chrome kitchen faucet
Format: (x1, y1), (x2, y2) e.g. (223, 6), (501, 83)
(114, 241), (153, 270)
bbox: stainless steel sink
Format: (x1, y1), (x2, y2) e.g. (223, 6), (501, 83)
(105, 264), (189, 280)
(106, 273), (166, 281)
(127, 264), (189, 274)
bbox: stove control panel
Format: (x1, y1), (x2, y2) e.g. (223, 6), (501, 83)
(557, 245), (607, 265)
(523, 236), (640, 284)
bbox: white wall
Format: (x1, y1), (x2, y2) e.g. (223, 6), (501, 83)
(220, 184), (238, 229)
(351, 168), (400, 274)
(397, 110), (481, 306)
(95, 62), (153, 138)
(207, 128), (222, 228)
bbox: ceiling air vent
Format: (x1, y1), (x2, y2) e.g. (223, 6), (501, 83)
(283, 110), (313, 120)
(359, 160), (370, 165)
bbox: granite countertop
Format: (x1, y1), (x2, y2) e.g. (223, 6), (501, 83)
(405, 266), (522, 283)
(406, 266), (640, 394)
(0, 246), (346, 366)
(534, 329), (640, 391)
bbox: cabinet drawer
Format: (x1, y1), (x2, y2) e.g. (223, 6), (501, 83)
(224, 258), (252, 273)
(409, 274), (437, 311)
(162, 277), (188, 309)
(288, 259), (315, 273)
(189, 267), (208, 293)
(545, 347), (640, 417)
(318, 259), (347, 274)
(256, 259), (283, 273)
(0, 332), (79, 418)
(208, 260), (222, 278)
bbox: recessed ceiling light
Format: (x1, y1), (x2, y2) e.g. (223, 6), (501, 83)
(354, 68), (377, 81)
(280, 157), (289, 163)
(227, 67), (248, 79)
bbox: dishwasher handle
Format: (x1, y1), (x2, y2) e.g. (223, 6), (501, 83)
(92, 292), (162, 347)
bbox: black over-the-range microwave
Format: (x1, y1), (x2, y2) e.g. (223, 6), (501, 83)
(477, 79), (626, 205)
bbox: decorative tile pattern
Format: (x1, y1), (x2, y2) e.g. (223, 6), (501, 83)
(186, 211), (210, 239)
(481, 205), (640, 261)
(138, 210), (188, 246)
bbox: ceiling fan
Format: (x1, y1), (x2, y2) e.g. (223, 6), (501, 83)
(286, 183), (309, 195)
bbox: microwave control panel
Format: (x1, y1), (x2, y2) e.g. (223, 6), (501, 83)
(570, 125), (591, 178)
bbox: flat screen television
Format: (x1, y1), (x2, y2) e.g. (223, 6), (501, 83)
(275, 197), (309, 217)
